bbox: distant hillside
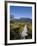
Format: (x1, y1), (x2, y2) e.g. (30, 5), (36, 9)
(10, 17), (32, 23)
(14, 18), (32, 22)
(20, 18), (32, 22)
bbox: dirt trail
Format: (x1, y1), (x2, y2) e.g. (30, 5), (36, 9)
(21, 25), (28, 39)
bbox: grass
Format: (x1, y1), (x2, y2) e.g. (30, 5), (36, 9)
(10, 22), (32, 40)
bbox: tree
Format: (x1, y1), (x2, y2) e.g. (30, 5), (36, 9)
(10, 15), (14, 20)
(10, 15), (14, 23)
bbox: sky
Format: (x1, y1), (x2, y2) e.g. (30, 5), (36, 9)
(10, 6), (32, 19)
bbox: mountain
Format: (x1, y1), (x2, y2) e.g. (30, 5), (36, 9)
(14, 18), (32, 22)
(19, 18), (32, 22)
(10, 17), (32, 23)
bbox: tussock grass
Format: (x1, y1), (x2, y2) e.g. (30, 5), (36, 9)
(10, 22), (32, 40)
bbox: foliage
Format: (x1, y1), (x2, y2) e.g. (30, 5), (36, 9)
(10, 21), (32, 40)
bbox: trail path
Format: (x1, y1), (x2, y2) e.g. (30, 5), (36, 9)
(21, 25), (28, 39)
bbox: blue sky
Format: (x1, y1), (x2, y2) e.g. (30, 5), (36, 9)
(10, 6), (32, 19)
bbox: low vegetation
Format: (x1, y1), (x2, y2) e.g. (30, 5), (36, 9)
(10, 20), (32, 40)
